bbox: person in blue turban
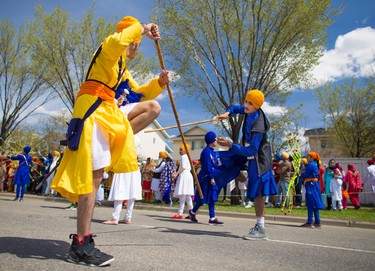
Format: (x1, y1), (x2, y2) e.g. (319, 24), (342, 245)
(188, 131), (224, 225)
(11, 146), (33, 201)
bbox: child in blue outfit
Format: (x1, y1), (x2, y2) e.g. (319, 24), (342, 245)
(11, 146), (33, 201)
(300, 151), (324, 228)
(189, 131), (224, 225)
(217, 89), (277, 240)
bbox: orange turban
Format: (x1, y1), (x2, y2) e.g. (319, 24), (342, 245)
(179, 144), (191, 152)
(245, 89), (264, 109)
(116, 16), (142, 42)
(159, 151), (168, 159)
(281, 152), (289, 159)
(308, 152), (321, 161)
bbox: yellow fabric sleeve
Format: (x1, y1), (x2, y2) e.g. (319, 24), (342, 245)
(87, 23), (143, 89)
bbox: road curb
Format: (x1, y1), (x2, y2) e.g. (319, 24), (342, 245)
(2, 192), (374, 230)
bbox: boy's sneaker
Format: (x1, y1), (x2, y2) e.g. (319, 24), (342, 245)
(208, 218), (224, 225)
(189, 209), (198, 223)
(67, 234), (114, 267)
(313, 223), (321, 228)
(65, 203), (77, 210)
(300, 222), (314, 228)
(245, 202), (253, 208)
(243, 224), (268, 240)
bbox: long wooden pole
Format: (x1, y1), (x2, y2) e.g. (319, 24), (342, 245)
(154, 40), (203, 199)
(144, 118), (216, 133)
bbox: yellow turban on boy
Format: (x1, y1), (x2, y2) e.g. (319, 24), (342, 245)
(53, 150), (60, 157)
(245, 89), (264, 109)
(159, 151), (168, 159)
(179, 144), (191, 152)
(116, 16), (142, 43)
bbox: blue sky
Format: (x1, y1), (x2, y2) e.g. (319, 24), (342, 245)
(1, 0), (375, 137)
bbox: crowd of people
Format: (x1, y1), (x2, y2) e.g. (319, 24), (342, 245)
(1, 14), (375, 267)
(0, 148), (61, 198)
(269, 153), (375, 212)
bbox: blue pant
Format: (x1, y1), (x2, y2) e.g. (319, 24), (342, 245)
(192, 201), (215, 219)
(16, 185), (26, 199)
(307, 206), (320, 224)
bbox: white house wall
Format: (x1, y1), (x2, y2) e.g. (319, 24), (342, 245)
(136, 121), (172, 160)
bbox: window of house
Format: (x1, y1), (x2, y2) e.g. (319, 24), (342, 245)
(320, 138), (332, 149)
(191, 140), (203, 150)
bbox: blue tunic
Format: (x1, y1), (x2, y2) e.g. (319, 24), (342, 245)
(11, 154), (32, 186)
(226, 106), (277, 200)
(300, 161), (324, 210)
(194, 145), (219, 204)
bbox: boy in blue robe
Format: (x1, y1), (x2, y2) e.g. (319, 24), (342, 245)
(217, 89), (277, 240)
(189, 131), (224, 225)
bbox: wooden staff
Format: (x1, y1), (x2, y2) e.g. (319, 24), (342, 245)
(35, 162), (59, 191)
(144, 118), (217, 133)
(154, 40), (203, 199)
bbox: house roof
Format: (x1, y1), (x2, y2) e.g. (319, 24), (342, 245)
(169, 125), (209, 141)
(304, 128), (328, 137)
(150, 119), (171, 140)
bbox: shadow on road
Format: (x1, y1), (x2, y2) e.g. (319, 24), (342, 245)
(0, 237), (69, 260)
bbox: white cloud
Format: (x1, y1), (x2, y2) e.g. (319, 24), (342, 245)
(310, 27), (375, 85)
(262, 101), (287, 116)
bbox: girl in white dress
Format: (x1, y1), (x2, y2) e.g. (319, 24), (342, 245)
(171, 144), (195, 219)
(102, 101), (143, 225)
(330, 169), (343, 211)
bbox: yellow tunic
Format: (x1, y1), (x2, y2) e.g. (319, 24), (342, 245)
(51, 23), (146, 203)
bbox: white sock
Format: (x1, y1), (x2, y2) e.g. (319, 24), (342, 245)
(256, 217), (265, 227)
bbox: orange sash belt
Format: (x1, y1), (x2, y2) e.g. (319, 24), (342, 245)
(304, 177), (318, 184)
(77, 81), (115, 102)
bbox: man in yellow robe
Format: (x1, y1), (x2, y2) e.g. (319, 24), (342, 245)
(51, 16), (169, 267)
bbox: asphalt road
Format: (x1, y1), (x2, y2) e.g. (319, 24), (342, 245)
(0, 193), (374, 271)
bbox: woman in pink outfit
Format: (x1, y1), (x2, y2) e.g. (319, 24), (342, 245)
(346, 164), (362, 209)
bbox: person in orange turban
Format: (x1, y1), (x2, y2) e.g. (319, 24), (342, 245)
(159, 151), (168, 159)
(171, 143), (194, 219)
(300, 151), (324, 228)
(50, 15), (170, 267)
(214, 89), (276, 239)
(307, 151), (321, 162)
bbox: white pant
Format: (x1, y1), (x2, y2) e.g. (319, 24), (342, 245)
(332, 200), (343, 210)
(177, 195), (193, 215)
(112, 198), (135, 221)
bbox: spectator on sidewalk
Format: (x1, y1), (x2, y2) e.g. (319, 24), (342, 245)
(346, 164), (362, 209)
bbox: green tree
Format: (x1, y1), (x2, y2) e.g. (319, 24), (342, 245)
(28, 5), (116, 113)
(267, 105), (304, 154)
(316, 78), (375, 157)
(0, 19), (53, 145)
(153, 0), (336, 143)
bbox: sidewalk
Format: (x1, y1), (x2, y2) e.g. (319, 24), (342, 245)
(2, 192), (375, 230)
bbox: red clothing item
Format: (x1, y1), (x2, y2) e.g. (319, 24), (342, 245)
(318, 166), (325, 194)
(272, 161), (281, 183)
(346, 164), (362, 208)
(347, 168), (362, 193)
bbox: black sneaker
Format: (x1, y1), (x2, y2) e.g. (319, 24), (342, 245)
(189, 209), (198, 223)
(208, 218), (224, 225)
(66, 234), (114, 267)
